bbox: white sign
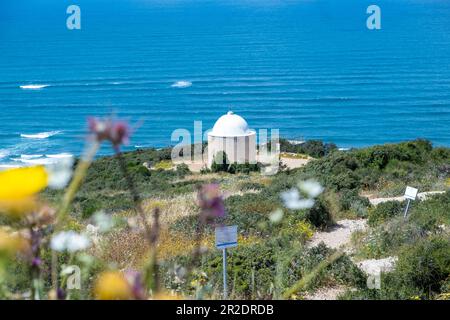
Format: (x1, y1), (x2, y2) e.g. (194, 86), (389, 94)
(215, 225), (238, 249)
(404, 186), (418, 200)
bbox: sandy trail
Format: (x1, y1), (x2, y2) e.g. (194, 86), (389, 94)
(305, 219), (399, 300)
(307, 219), (367, 251)
(368, 191), (444, 206)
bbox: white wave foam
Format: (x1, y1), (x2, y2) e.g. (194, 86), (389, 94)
(20, 84), (50, 90)
(46, 153), (73, 159)
(171, 80), (192, 88)
(20, 131), (61, 139)
(17, 158), (57, 165)
(20, 154), (44, 160)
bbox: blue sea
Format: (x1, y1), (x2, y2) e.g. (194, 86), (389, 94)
(1, 0), (450, 166)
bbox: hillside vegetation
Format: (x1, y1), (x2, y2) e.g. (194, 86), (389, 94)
(3, 139), (450, 300)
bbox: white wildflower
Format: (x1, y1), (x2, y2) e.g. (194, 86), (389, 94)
(51, 231), (90, 252)
(92, 211), (115, 233)
(269, 209), (284, 223)
(298, 179), (324, 198)
(46, 157), (74, 189)
(281, 188), (315, 210)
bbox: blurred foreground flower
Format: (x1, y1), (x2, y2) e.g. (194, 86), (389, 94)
(0, 166), (47, 216)
(94, 271), (133, 300)
(0, 166), (47, 201)
(50, 231), (90, 253)
(269, 209), (284, 224)
(46, 157), (74, 190)
(125, 270), (146, 300)
(281, 189), (314, 210)
(88, 117), (130, 147)
(197, 184), (226, 223)
(281, 180), (323, 210)
(298, 180), (324, 198)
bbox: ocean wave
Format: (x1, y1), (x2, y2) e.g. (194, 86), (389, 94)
(171, 80), (192, 88)
(46, 153), (73, 159)
(20, 84), (50, 90)
(20, 131), (61, 139)
(13, 157), (57, 165)
(20, 154), (44, 160)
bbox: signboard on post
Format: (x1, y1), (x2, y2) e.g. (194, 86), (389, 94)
(215, 225), (238, 299)
(215, 225), (238, 249)
(403, 186), (419, 218)
(404, 186), (418, 200)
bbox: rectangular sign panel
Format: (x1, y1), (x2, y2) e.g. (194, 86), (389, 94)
(215, 225), (238, 249)
(404, 186), (418, 200)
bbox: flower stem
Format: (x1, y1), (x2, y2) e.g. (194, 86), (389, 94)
(51, 141), (100, 295)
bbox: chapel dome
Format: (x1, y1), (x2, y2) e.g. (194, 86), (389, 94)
(209, 111), (253, 137)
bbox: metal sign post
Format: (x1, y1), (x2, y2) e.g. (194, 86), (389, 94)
(222, 248), (227, 299)
(403, 186), (418, 218)
(215, 225), (238, 299)
(403, 198), (411, 218)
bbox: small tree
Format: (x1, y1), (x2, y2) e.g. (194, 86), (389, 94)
(211, 151), (230, 173)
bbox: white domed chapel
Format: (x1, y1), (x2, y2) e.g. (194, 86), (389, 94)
(207, 111), (256, 167)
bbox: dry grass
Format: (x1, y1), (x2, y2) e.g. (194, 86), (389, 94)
(95, 171), (273, 269)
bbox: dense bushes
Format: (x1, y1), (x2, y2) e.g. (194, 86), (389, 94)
(162, 241), (365, 299)
(306, 198), (334, 230)
(339, 189), (371, 218)
(298, 139), (449, 194)
(346, 236), (450, 300)
(211, 151), (260, 174)
(280, 139), (337, 158)
(368, 201), (404, 226)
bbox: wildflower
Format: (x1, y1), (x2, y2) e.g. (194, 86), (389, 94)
(197, 184), (226, 223)
(298, 179), (324, 198)
(92, 211), (115, 233)
(281, 188), (315, 210)
(125, 270), (146, 300)
(88, 117), (130, 147)
(50, 231), (90, 252)
(269, 209), (284, 224)
(46, 157), (74, 190)
(94, 271), (133, 300)
(0, 166), (47, 201)
(0, 164), (72, 216)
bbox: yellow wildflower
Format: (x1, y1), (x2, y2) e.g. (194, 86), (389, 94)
(0, 166), (48, 216)
(0, 166), (48, 200)
(94, 271), (133, 300)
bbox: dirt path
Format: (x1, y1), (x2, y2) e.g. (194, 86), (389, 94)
(368, 191), (444, 206)
(307, 219), (367, 251)
(305, 219), (398, 300)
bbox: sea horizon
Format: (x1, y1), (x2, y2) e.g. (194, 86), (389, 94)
(1, 0), (450, 166)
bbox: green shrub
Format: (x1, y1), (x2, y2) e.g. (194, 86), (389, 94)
(368, 201), (403, 226)
(339, 189), (371, 217)
(211, 151), (230, 173)
(306, 198), (334, 230)
(347, 236), (450, 300)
